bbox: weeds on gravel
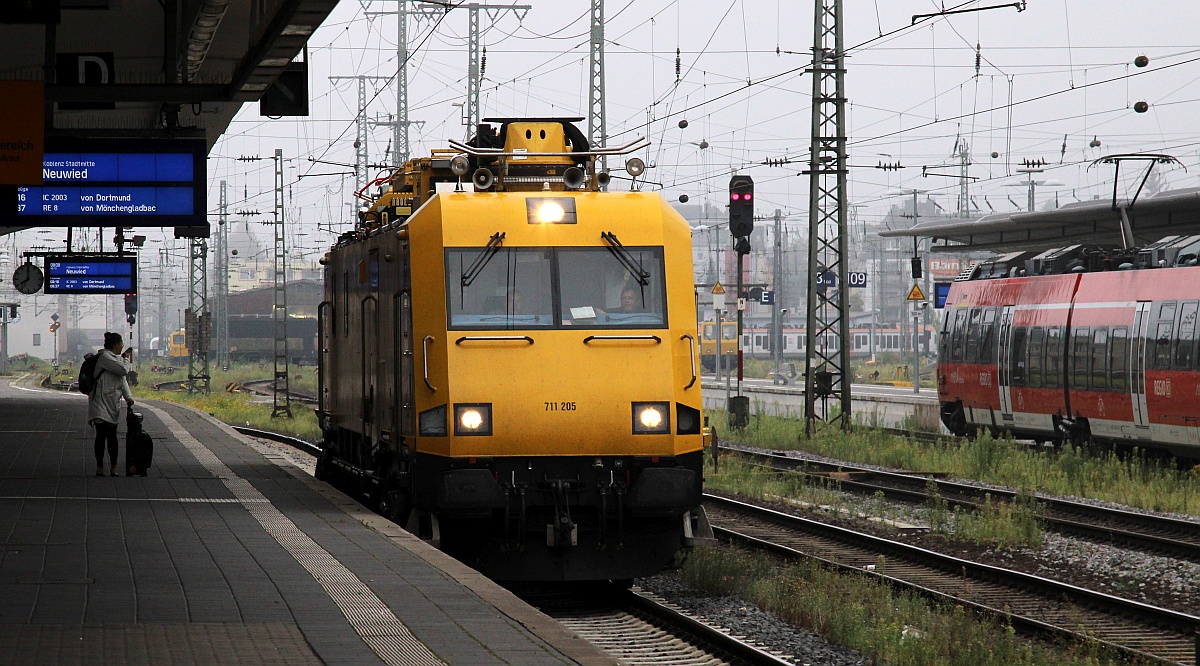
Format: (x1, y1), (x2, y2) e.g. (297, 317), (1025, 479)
(950, 490), (1044, 549)
(681, 544), (1132, 666)
(708, 409), (1200, 517)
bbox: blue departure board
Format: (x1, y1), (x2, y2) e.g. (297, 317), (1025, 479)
(44, 255), (138, 294)
(0, 138), (206, 232)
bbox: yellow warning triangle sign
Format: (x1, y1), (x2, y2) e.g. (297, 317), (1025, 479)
(906, 283), (926, 301)
(712, 282), (726, 295)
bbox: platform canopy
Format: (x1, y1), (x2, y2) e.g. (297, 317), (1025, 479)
(879, 187), (1200, 254)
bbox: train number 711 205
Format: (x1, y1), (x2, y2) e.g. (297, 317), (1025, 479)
(545, 401), (577, 411)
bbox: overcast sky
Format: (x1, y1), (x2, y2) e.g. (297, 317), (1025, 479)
(197, 0), (1200, 254)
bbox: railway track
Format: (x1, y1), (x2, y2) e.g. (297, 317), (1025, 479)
(515, 583), (792, 666)
(721, 444), (1200, 563)
(151, 377), (318, 405)
(704, 494), (1200, 665)
(239, 378), (319, 404)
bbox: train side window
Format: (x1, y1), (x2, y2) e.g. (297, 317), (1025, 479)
(978, 308), (998, 362)
(1110, 327), (1129, 392)
(703, 324), (714, 340)
(1026, 327), (1044, 388)
(1153, 323), (1175, 370)
(965, 308), (983, 363)
(1151, 302), (1177, 370)
(950, 309), (969, 362)
(1011, 327), (1028, 385)
(1174, 301), (1198, 370)
(1091, 328), (1109, 391)
(1044, 326), (1063, 389)
(1071, 327), (1090, 390)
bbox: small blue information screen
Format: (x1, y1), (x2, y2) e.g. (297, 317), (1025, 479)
(0, 138), (206, 232)
(44, 255), (138, 294)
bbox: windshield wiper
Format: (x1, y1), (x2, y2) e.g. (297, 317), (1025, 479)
(460, 232), (506, 287)
(600, 231), (650, 286)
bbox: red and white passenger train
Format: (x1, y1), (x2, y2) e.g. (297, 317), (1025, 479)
(937, 236), (1200, 458)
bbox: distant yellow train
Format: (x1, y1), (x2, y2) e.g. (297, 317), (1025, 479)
(167, 330), (188, 358)
(698, 320), (739, 370)
(317, 117), (714, 581)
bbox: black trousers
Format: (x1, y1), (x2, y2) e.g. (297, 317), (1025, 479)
(94, 421), (118, 467)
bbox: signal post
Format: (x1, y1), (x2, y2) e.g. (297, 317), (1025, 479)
(727, 175), (754, 428)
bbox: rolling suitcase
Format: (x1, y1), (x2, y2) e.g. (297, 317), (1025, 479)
(125, 407), (154, 477)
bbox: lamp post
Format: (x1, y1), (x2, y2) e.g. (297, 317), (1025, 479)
(773, 308), (788, 384)
(912, 303), (920, 394)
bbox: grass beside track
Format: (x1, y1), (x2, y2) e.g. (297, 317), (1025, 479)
(708, 409), (1200, 517)
(130, 362), (320, 440)
(681, 544), (1133, 666)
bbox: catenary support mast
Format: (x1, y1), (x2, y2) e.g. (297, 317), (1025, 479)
(803, 0), (851, 435)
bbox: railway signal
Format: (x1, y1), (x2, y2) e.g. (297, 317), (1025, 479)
(728, 175), (754, 237)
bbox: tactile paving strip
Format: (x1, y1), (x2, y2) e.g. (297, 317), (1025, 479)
(146, 405), (445, 666)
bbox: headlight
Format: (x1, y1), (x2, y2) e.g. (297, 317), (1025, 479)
(454, 403), (492, 436)
(419, 405), (447, 436)
(525, 197), (577, 224)
(632, 402), (670, 434)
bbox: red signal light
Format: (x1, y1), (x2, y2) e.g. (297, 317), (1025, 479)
(743, 193), (752, 201)
(730, 193), (741, 201)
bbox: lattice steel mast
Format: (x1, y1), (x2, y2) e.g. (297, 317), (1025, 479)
(214, 180), (230, 371)
(187, 236), (210, 395)
(272, 148), (292, 418)
(589, 0), (607, 177)
(803, 0), (850, 434)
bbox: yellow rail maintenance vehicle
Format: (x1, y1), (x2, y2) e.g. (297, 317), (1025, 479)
(317, 118), (714, 581)
(698, 320), (738, 371)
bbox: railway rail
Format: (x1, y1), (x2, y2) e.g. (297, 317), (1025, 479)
(150, 377), (318, 405)
(720, 443), (1200, 563)
(515, 583), (793, 666)
(704, 494), (1200, 665)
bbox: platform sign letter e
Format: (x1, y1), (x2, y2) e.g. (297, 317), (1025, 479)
(56, 53), (115, 110)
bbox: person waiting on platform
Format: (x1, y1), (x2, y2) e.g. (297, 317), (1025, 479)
(87, 332), (135, 477)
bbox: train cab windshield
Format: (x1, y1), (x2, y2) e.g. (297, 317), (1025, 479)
(445, 246), (667, 330)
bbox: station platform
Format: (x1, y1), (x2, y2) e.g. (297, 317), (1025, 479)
(0, 377), (612, 666)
